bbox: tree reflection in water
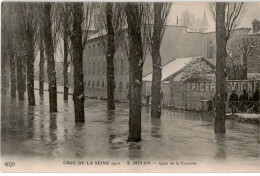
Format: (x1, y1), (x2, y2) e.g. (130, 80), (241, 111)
(214, 133), (226, 160)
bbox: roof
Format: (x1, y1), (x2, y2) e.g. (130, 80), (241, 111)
(200, 10), (209, 28)
(143, 56), (204, 82)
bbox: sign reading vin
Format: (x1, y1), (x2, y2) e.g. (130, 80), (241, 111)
(187, 80), (260, 93)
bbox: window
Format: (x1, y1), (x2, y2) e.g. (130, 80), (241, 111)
(119, 82), (122, 91)
(105, 60), (107, 74)
(114, 60), (117, 75)
(92, 81), (95, 88)
(98, 62), (100, 75)
(89, 63), (92, 75)
(96, 61), (99, 75)
(93, 62), (95, 74)
(88, 46), (91, 55)
(207, 41), (214, 59)
(88, 81), (91, 87)
(120, 59), (123, 75)
(102, 61), (105, 75)
(97, 44), (100, 55)
(97, 81), (99, 87)
(102, 81), (105, 88)
(88, 62), (91, 75)
(126, 61), (129, 74)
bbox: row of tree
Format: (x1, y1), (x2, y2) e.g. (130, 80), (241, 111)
(1, 2), (248, 141)
(1, 2), (172, 142)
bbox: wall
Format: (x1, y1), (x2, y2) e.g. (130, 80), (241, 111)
(81, 25), (259, 102)
(83, 32), (130, 101)
(170, 79), (260, 111)
(143, 26), (205, 76)
(142, 81), (171, 105)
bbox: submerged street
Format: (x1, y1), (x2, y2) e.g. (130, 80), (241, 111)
(1, 90), (260, 168)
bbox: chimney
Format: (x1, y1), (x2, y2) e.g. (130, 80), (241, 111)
(252, 19), (260, 33)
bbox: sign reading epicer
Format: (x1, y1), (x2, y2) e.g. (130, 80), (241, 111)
(186, 80), (260, 93)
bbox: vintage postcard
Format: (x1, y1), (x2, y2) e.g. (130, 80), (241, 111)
(1, 1), (260, 173)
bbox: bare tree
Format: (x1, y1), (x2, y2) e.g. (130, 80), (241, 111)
(10, 53), (17, 98)
(209, 2), (246, 41)
(16, 55), (25, 100)
(18, 2), (38, 105)
(1, 6), (9, 95)
(39, 29), (45, 97)
(1, 3), (17, 98)
(52, 2), (71, 100)
(215, 2), (227, 133)
(2, 3), (32, 100)
(146, 2), (171, 118)
(227, 37), (260, 79)
(43, 2), (58, 112)
(1, 6), (8, 95)
(62, 3), (70, 101)
(93, 2), (125, 109)
(209, 2), (246, 133)
(70, 2), (93, 122)
(125, 2), (147, 142)
(32, 4), (45, 98)
(1, 49), (8, 95)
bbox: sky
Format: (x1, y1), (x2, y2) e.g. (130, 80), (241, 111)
(167, 2), (260, 29)
(34, 2), (260, 68)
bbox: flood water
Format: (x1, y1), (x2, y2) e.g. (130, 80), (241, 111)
(1, 90), (260, 169)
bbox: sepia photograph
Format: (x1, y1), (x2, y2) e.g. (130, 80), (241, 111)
(1, 1), (260, 173)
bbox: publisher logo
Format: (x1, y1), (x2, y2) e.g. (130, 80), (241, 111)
(4, 161), (15, 167)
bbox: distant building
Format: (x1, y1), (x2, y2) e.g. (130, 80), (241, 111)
(198, 11), (210, 33)
(142, 56), (215, 105)
(79, 18), (260, 101)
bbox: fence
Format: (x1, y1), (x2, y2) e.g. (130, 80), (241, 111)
(227, 100), (260, 113)
(143, 98), (260, 114)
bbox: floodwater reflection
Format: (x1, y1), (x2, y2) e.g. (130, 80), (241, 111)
(151, 117), (162, 138)
(1, 91), (260, 166)
(49, 113), (57, 141)
(27, 106), (35, 140)
(214, 133), (226, 160)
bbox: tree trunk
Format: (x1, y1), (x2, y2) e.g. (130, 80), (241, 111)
(106, 2), (115, 110)
(43, 3), (57, 112)
(63, 11), (69, 101)
(125, 3), (143, 142)
(39, 34), (44, 96)
(215, 2), (226, 134)
(26, 24), (35, 106)
(1, 52), (7, 95)
(9, 52), (16, 98)
(16, 56), (24, 101)
(22, 57), (27, 93)
(71, 3), (85, 122)
(151, 3), (164, 118)
(242, 53), (247, 79)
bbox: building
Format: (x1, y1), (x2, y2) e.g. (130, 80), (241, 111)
(142, 56), (215, 106)
(80, 16), (260, 101)
(83, 29), (130, 101)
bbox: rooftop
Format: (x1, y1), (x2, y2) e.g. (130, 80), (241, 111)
(143, 56), (203, 82)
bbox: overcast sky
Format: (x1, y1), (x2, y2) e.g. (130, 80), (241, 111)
(167, 2), (260, 29)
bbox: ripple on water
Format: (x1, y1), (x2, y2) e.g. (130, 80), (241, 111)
(1, 91), (260, 165)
